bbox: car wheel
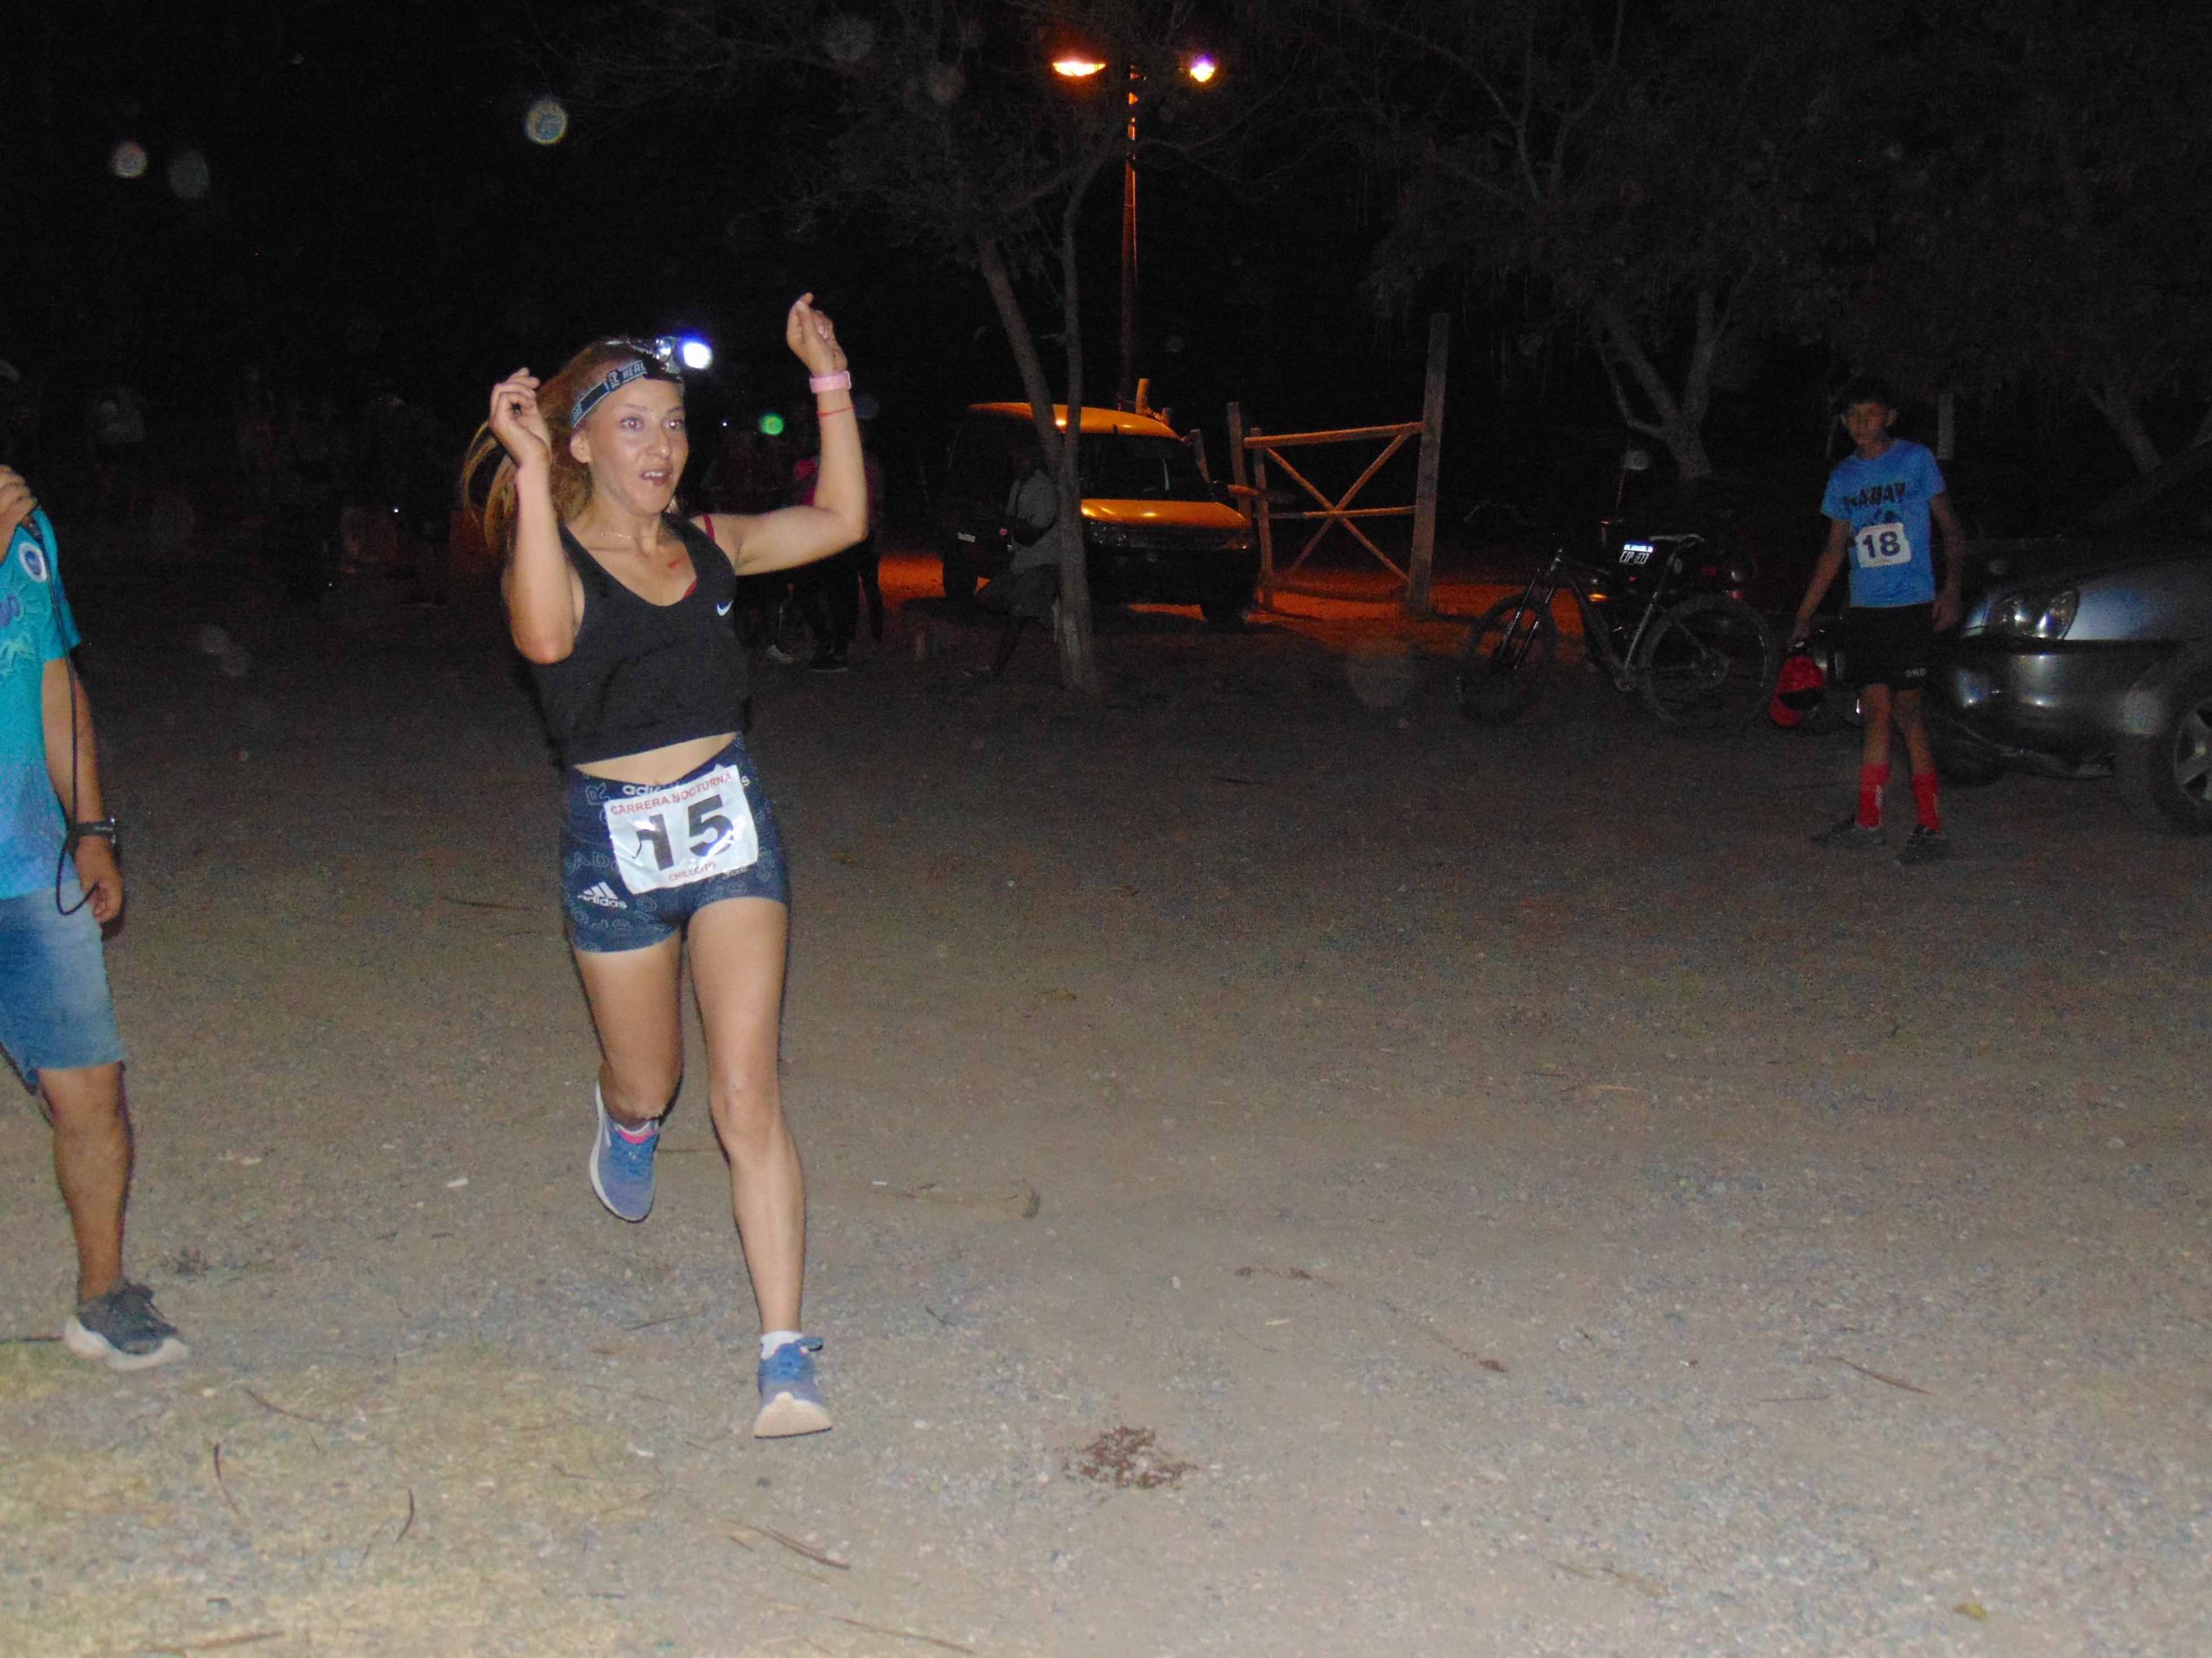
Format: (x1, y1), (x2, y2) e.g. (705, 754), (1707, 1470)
(2115, 661), (2212, 833)
(1200, 595), (1248, 630)
(940, 551), (977, 604)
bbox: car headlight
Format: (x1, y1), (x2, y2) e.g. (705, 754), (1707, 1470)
(1990, 588), (2078, 640)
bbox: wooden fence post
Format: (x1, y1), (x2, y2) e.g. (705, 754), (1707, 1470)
(1406, 312), (1451, 616)
(1249, 428), (1276, 607)
(1226, 401), (1267, 608)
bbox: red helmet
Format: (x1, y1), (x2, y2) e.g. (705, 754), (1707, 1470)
(1769, 649), (1825, 727)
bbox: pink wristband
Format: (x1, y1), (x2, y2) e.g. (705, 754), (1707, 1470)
(809, 371), (851, 393)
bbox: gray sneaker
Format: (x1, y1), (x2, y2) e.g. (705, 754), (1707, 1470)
(63, 1281), (189, 1371)
(1897, 825), (1953, 866)
(1811, 812), (1885, 850)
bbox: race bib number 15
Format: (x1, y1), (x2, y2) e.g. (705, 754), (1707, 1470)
(601, 765), (760, 895)
(1853, 522), (1914, 569)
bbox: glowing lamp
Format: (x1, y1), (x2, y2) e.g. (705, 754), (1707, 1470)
(677, 338), (714, 371)
(1185, 54), (1217, 83)
(1053, 56), (1107, 78)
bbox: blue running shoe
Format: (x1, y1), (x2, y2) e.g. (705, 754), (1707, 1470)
(753, 1336), (831, 1438)
(588, 1084), (659, 1223)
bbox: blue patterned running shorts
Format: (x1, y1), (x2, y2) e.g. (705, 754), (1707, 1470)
(560, 738), (790, 954)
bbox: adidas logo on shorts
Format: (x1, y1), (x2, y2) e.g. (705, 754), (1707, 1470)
(578, 881), (627, 909)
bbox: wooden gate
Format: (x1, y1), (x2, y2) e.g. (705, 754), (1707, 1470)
(1226, 314), (1450, 613)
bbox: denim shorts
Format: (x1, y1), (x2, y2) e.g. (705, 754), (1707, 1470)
(561, 737), (790, 954)
(0, 879), (126, 1088)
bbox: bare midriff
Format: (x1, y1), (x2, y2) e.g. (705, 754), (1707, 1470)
(574, 731), (736, 786)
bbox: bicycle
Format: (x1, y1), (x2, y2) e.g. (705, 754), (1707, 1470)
(1453, 531), (1778, 727)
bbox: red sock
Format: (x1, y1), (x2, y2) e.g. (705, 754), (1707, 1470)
(1856, 764), (1890, 829)
(1911, 771), (1941, 833)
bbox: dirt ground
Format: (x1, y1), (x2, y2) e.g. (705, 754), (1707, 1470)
(3, 544), (2206, 1657)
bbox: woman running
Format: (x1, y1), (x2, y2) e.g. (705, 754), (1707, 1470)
(467, 297), (864, 1436)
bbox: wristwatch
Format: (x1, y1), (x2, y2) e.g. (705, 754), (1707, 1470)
(67, 818), (119, 855)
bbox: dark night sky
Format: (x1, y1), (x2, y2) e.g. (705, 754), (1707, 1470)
(16, 2), (1840, 530)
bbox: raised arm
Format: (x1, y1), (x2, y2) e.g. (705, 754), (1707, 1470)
(698, 295), (868, 576)
(0, 466), (36, 546)
(487, 371), (584, 663)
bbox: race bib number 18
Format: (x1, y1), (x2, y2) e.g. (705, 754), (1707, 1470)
(601, 765), (760, 895)
(1853, 521), (1914, 569)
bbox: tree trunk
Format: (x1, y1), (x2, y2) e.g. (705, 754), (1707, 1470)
(1591, 295), (1714, 480)
(975, 233), (1099, 693)
(1052, 177), (1101, 694)
(2082, 376), (2164, 475)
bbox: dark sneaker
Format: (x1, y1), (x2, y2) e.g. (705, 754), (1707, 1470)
(588, 1084), (659, 1223)
(1897, 825), (1953, 866)
(63, 1281), (189, 1371)
(806, 650), (850, 674)
(753, 1337), (832, 1438)
(1810, 813), (1885, 850)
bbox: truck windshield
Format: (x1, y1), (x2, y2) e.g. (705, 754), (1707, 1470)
(1081, 435), (1213, 502)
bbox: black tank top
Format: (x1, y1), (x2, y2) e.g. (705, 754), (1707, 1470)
(530, 515), (749, 767)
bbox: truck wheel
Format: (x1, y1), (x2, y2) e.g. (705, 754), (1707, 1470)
(1200, 594), (1249, 630)
(2115, 660), (2212, 833)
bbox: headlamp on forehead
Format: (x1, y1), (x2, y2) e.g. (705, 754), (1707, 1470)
(569, 334), (710, 426)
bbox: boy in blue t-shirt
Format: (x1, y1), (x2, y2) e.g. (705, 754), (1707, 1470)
(0, 467), (188, 1369)
(1787, 378), (1967, 865)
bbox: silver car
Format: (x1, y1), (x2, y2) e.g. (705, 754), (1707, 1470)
(1931, 442), (2212, 831)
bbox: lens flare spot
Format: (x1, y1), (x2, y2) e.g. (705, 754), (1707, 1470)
(925, 62), (966, 105)
(110, 141), (149, 180)
(524, 96), (570, 146)
(822, 16), (875, 63)
(166, 149), (210, 200)
(758, 412), (786, 437)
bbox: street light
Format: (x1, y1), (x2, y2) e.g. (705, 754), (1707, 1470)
(1053, 49), (1219, 411)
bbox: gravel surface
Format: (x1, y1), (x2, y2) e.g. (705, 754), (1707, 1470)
(2, 552), (2205, 1656)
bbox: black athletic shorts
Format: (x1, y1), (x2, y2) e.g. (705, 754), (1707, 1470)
(1846, 602), (1933, 689)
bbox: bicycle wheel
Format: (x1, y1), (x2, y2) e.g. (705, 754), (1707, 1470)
(1634, 594), (1777, 727)
(1453, 594), (1559, 722)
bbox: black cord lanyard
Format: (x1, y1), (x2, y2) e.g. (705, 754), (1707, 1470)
(15, 512), (92, 918)
(53, 649), (88, 918)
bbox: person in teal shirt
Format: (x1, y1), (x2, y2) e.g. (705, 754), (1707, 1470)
(0, 467), (188, 1369)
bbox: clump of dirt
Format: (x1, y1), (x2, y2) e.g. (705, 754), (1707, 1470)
(1070, 1427), (1197, 1490)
